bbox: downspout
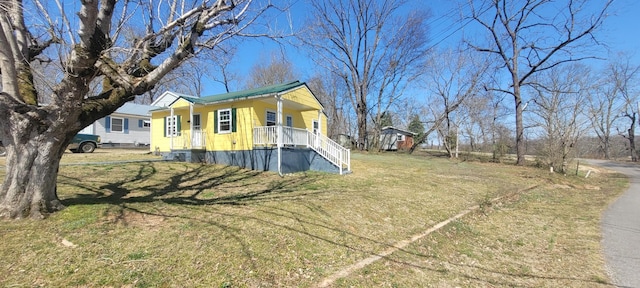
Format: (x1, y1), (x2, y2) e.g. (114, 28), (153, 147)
(276, 94), (283, 177)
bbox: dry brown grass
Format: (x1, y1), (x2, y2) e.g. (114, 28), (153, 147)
(0, 150), (626, 287)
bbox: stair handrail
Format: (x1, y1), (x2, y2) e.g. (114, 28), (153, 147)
(306, 130), (350, 174)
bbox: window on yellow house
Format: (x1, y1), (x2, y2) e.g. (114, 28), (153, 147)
(214, 108), (236, 134)
(266, 111), (276, 126)
(218, 109), (231, 133)
(286, 115), (293, 127)
(165, 116), (180, 137)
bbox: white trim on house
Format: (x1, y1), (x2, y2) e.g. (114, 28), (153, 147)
(152, 91), (188, 107)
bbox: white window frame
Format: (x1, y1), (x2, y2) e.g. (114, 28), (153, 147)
(218, 108), (232, 134)
(266, 110), (276, 126)
(111, 117), (124, 133)
(397, 134), (405, 141)
(312, 119), (319, 134)
(166, 116), (179, 137)
(143, 120), (151, 128)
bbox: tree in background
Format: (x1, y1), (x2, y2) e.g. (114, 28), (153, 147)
(611, 59), (640, 161)
(307, 74), (352, 140)
(209, 45), (240, 93)
(457, 88), (503, 153)
(378, 112), (394, 128)
(529, 64), (591, 172)
(410, 47), (488, 155)
(407, 115), (425, 146)
(305, 0), (428, 150)
(0, 0), (278, 219)
(467, 0), (612, 165)
(245, 53), (297, 89)
(587, 67), (621, 160)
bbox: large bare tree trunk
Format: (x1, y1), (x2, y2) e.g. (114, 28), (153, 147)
(514, 87), (525, 165)
(0, 139), (66, 218)
(622, 114), (638, 162)
(628, 125), (637, 162)
(602, 139), (611, 159)
(356, 103), (367, 150)
(0, 103), (80, 218)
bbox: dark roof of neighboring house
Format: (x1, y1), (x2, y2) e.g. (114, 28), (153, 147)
(182, 80), (307, 105)
(114, 102), (155, 117)
(381, 126), (416, 136)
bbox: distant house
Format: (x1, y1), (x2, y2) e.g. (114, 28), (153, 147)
(380, 126), (416, 151)
(79, 102), (155, 147)
(152, 91), (192, 107)
(150, 81), (351, 174)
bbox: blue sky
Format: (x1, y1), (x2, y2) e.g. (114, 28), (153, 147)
(159, 0), (639, 96)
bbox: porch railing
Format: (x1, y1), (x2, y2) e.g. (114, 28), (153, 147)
(253, 126), (351, 174)
(253, 126), (309, 146)
(170, 130), (206, 149)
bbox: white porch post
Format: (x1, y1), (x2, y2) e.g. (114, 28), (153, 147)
(170, 107), (174, 150)
(318, 110), (322, 135)
(277, 95), (283, 175)
(189, 103), (194, 149)
(316, 110), (322, 147)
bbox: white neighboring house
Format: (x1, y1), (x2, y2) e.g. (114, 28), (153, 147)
(79, 102), (155, 147)
(152, 91), (192, 107)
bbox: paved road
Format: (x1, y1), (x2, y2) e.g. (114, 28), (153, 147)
(588, 160), (640, 288)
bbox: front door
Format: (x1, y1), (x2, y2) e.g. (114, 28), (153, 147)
(192, 114), (202, 147)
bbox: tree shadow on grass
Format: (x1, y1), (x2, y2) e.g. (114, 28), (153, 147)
(57, 161), (331, 278)
(59, 162), (321, 207)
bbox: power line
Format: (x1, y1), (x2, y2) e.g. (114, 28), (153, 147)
(424, 2), (492, 51)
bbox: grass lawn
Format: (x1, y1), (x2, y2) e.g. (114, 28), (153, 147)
(0, 150), (627, 287)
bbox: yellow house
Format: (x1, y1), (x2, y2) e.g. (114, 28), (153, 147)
(150, 81), (350, 174)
